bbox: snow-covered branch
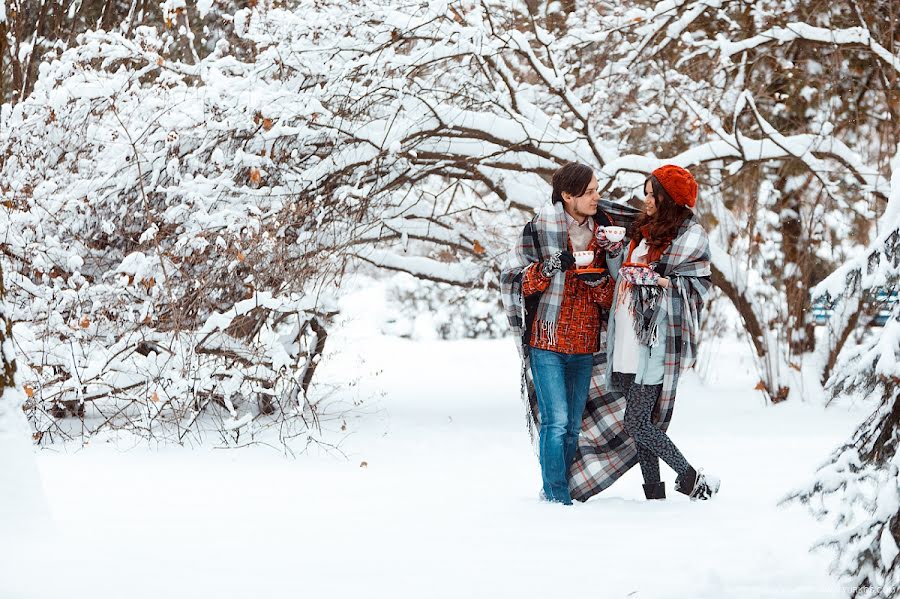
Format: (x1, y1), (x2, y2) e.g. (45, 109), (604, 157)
(713, 23), (900, 74)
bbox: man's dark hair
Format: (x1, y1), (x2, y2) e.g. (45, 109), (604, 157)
(551, 162), (594, 204)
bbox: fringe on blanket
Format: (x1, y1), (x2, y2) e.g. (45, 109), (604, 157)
(511, 282), (539, 449)
(626, 284), (663, 348)
(536, 319), (558, 347)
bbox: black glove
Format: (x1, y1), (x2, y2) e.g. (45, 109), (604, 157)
(541, 250), (576, 277)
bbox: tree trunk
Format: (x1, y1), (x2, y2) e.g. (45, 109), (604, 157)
(0, 264), (15, 391)
(173, 7), (199, 65)
(710, 261), (792, 402)
(0, 262), (51, 536)
(0, 18), (7, 112)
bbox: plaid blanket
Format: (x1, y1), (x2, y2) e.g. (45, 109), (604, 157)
(501, 205), (712, 502)
(570, 215), (713, 501)
(499, 199), (643, 488)
(522, 201), (568, 346)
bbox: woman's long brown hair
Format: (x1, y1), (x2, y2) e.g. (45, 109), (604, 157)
(630, 176), (694, 253)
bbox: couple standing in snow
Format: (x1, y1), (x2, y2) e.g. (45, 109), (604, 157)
(501, 162), (720, 505)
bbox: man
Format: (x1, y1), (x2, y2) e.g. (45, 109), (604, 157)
(500, 162), (627, 505)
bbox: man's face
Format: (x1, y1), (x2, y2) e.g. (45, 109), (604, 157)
(563, 174), (599, 221)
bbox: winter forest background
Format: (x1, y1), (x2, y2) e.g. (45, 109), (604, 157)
(0, 1), (898, 597)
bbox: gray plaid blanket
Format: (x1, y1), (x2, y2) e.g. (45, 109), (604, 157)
(501, 207), (711, 502)
(520, 201), (568, 346)
(500, 199), (639, 495)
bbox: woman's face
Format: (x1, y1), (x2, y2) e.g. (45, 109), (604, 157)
(644, 180), (657, 216)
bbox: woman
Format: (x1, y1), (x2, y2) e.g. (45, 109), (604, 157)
(605, 164), (720, 501)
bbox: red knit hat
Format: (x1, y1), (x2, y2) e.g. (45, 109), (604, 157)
(652, 165), (698, 208)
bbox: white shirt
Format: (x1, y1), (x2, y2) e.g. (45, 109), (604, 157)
(613, 239), (650, 374)
(565, 212), (594, 252)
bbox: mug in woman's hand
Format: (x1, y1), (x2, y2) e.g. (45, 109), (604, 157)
(602, 226), (626, 243)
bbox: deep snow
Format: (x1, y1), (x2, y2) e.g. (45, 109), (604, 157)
(0, 284), (870, 599)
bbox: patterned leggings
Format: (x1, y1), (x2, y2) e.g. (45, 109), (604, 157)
(615, 372), (690, 484)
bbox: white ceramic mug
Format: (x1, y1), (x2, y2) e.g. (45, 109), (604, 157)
(603, 226), (626, 243)
(573, 250), (594, 268)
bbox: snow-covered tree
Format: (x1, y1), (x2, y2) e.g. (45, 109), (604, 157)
(784, 151), (900, 597)
(227, 0), (896, 402)
(3, 0), (898, 450)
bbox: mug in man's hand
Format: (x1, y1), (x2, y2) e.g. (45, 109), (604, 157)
(573, 250), (595, 269)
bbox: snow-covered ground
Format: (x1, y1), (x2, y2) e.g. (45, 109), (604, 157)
(1, 284), (869, 598)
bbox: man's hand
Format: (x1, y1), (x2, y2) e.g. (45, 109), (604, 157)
(541, 250), (576, 278)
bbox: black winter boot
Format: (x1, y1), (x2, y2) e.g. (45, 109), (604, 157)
(642, 482), (666, 500)
(676, 466), (720, 500)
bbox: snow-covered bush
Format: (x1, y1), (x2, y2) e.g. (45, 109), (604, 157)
(0, 262), (51, 536)
(386, 275), (505, 340)
(784, 305), (899, 598)
(784, 155), (900, 597)
(0, 263), (21, 431)
(0, 22), (349, 446)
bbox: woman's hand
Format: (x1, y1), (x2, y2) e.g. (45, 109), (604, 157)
(658, 277), (670, 288)
(595, 228), (624, 256)
(619, 265), (660, 286)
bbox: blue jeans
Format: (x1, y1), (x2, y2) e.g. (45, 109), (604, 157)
(529, 348), (594, 504)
